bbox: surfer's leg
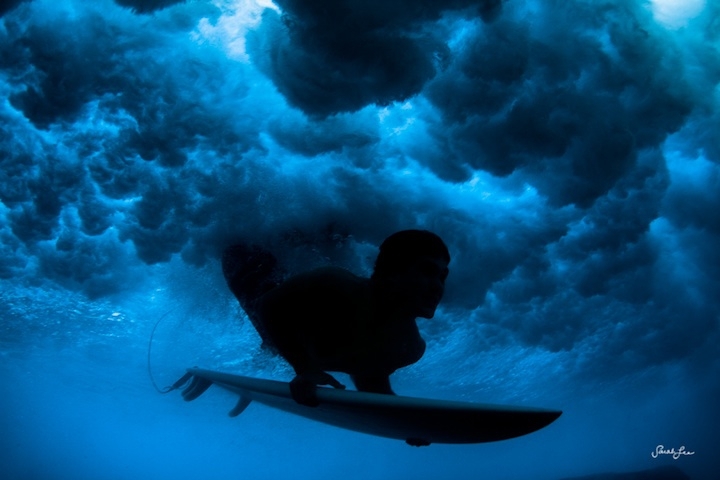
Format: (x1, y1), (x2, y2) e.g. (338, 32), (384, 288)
(222, 244), (283, 349)
(222, 244), (283, 303)
(351, 374), (395, 395)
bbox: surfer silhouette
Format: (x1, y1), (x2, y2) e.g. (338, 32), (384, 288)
(222, 230), (450, 407)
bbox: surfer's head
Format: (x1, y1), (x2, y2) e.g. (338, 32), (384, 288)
(371, 230), (450, 319)
(372, 230), (450, 279)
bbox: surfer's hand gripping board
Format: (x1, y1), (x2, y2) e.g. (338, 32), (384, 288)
(290, 371), (346, 407)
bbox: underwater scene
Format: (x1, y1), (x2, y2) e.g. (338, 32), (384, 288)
(1, 0), (718, 479)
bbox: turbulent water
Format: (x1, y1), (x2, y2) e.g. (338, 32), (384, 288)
(1, 0), (719, 479)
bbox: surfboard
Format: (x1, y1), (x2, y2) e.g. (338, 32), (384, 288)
(178, 368), (562, 446)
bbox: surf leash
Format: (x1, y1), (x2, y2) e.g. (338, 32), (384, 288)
(147, 308), (193, 394)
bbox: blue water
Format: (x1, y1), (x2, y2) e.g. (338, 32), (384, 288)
(2, 0), (719, 478)
(2, 264), (716, 479)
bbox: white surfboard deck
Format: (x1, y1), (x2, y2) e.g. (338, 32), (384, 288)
(180, 368), (562, 446)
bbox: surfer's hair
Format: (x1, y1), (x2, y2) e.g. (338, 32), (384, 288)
(371, 230), (450, 280)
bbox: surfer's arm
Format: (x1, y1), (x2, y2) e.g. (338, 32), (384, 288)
(282, 341), (347, 406)
(259, 308), (346, 406)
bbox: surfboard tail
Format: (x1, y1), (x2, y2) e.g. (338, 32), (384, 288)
(176, 370), (254, 417)
(181, 375), (213, 402)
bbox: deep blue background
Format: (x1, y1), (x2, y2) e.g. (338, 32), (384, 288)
(1, 0), (718, 478)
